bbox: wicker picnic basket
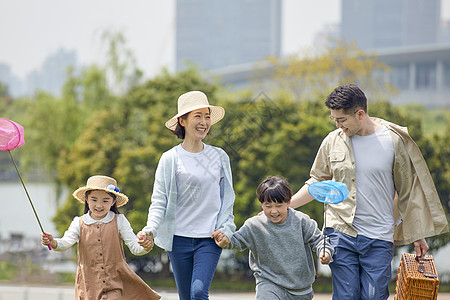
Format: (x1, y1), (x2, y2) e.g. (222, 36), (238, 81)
(394, 253), (439, 300)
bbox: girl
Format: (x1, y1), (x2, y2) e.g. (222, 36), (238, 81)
(41, 175), (160, 300)
(138, 91), (236, 300)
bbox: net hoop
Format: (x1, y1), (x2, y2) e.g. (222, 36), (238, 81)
(308, 180), (349, 204)
(0, 118), (25, 151)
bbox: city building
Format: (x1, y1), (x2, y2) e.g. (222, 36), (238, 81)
(175, 0), (281, 71)
(0, 63), (23, 98)
(211, 43), (450, 108)
(379, 44), (450, 107)
(209, 0), (450, 108)
(341, 0), (441, 49)
(25, 48), (77, 97)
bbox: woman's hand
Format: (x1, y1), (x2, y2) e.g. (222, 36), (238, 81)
(211, 229), (230, 248)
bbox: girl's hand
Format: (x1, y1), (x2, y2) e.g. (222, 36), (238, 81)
(319, 251), (331, 264)
(137, 231), (154, 252)
(41, 232), (57, 249)
(211, 229), (230, 248)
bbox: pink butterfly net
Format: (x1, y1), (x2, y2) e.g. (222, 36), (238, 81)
(0, 117), (51, 250)
(0, 118), (25, 151)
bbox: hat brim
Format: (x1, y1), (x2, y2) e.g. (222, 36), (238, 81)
(165, 105), (225, 130)
(73, 187), (129, 207)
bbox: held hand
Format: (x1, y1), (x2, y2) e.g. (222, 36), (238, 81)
(137, 231), (154, 252)
(137, 231), (147, 240)
(41, 232), (56, 249)
(211, 229), (230, 248)
(319, 251), (331, 264)
(414, 238), (429, 257)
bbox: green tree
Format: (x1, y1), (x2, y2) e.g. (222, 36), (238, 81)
(10, 31), (139, 179)
(253, 40), (396, 103)
(101, 30), (143, 96)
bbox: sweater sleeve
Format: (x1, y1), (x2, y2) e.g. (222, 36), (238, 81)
(301, 213), (334, 258)
(227, 219), (254, 251)
(143, 151), (170, 239)
(214, 147), (236, 239)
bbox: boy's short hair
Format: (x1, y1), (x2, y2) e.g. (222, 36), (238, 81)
(256, 176), (292, 204)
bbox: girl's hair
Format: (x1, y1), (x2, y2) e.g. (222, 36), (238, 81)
(84, 190), (120, 214)
(256, 176), (292, 204)
(170, 109), (212, 139)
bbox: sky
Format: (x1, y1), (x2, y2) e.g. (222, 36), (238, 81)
(0, 0), (449, 80)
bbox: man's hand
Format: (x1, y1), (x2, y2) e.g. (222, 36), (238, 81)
(414, 238), (429, 257)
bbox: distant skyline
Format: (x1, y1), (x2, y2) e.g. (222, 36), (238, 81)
(0, 0), (449, 80)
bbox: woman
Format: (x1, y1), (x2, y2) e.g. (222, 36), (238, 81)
(138, 91), (236, 300)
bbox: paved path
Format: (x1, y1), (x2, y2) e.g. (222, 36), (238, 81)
(1, 284), (449, 299)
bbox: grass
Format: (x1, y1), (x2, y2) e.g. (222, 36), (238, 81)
(398, 104), (450, 138)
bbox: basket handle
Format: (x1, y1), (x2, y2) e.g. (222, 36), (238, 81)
(415, 255), (438, 278)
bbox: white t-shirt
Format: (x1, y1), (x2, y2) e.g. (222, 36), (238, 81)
(174, 144), (222, 238)
(351, 126), (396, 242)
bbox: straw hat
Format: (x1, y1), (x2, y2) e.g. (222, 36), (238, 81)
(165, 91), (225, 130)
(73, 175), (129, 207)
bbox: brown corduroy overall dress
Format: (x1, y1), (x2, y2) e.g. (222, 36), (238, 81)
(75, 214), (160, 300)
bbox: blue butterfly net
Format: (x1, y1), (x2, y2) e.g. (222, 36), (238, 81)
(308, 180), (349, 204)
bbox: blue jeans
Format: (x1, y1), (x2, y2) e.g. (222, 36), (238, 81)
(326, 228), (393, 300)
(168, 235), (222, 300)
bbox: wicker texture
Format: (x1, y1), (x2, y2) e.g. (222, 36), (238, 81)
(394, 253), (439, 300)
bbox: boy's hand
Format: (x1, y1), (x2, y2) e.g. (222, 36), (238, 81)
(137, 231), (154, 252)
(319, 251), (331, 264)
(211, 229), (230, 248)
(41, 232), (57, 249)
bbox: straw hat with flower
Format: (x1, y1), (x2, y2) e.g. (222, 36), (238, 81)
(73, 175), (129, 207)
(165, 91), (225, 130)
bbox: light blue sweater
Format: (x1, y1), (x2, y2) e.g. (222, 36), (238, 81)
(143, 144), (236, 251)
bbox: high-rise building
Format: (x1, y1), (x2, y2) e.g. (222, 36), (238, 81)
(0, 63), (23, 98)
(25, 48), (77, 96)
(341, 0), (441, 50)
(176, 0), (281, 71)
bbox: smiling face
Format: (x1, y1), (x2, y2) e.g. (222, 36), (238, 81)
(329, 108), (363, 137)
(261, 200), (291, 224)
(86, 190), (116, 220)
(179, 108), (211, 141)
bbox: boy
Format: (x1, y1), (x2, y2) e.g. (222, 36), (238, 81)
(212, 176), (333, 300)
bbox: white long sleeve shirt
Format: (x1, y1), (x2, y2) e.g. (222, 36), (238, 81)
(54, 211), (149, 256)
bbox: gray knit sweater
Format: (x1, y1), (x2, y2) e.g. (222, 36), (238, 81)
(227, 208), (334, 291)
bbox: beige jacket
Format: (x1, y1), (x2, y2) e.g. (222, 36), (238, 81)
(306, 118), (448, 245)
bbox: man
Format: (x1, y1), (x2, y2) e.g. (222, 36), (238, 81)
(290, 84), (448, 299)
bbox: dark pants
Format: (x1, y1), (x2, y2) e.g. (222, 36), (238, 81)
(326, 228), (394, 300)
